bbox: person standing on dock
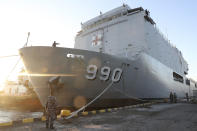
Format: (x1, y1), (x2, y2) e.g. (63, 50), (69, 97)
(169, 92), (173, 103)
(45, 83), (58, 129)
(173, 93), (177, 103)
(186, 93), (189, 102)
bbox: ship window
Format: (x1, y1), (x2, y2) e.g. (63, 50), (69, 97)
(173, 72), (183, 83)
(184, 71), (188, 75)
(186, 79), (190, 86)
(127, 7), (144, 14)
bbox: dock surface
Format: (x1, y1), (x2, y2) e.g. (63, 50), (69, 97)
(3, 103), (197, 131)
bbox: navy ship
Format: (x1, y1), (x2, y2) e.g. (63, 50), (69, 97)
(19, 5), (197, 109)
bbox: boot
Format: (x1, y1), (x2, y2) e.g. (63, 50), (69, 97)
(50, 123), (54, 129)
(46, 121), (49, 128)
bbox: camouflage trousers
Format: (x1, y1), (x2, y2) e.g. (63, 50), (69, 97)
(46, 111), (57, 129)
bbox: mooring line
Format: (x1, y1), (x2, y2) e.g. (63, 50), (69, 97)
(65, 81), (114, 119)
(113, 87), (146, 102)
(6, 57), (21, 80)
(65, 64), (126, 119)
(0, 55), (19, 58)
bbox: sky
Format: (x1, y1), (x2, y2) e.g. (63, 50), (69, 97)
(0, 0), (196, 82)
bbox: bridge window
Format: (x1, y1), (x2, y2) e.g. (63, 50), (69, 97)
(186, 79), (190, 86)
(173, 72), (183, 83)
(83, 12), (124, 30)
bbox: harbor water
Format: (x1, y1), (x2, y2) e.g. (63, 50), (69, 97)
(0, 108), (42, 123)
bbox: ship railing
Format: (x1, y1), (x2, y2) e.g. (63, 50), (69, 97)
(154, 25), (176, 48)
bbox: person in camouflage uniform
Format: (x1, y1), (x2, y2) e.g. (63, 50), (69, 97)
(173, 92), (177, 103)
(186, 93), (189, 102)
(45, 84), (58, 129)
(169, 92), (173, 103)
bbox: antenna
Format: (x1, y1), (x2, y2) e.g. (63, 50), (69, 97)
(24, 32), (30, 47)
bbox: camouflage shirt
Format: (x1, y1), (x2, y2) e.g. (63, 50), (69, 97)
(46, 96), (57, 111)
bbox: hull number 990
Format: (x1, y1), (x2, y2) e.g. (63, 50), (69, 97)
(85, 65), (122, 82)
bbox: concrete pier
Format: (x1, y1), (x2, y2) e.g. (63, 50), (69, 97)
(2, 103), (197, 131)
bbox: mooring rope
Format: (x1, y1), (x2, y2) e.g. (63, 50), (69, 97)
(65, 64), (127, 119)
(65, 81), (114, 119)
(0, 55), (19, 58)
(0, 54), (20, 80)
(113, 87), (146, 102)
(2, 33), (29, 80)
(6, 58), (21, 80)
(115, 63), (146, 102)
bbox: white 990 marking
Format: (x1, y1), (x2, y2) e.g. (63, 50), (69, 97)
(100, 66), (111, 81)
(86, 65), (122, 82)
(86, 65), (97, 80)
(112, 68), (122, 82)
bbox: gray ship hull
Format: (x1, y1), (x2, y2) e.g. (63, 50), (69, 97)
(19, 46), (191, 109)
